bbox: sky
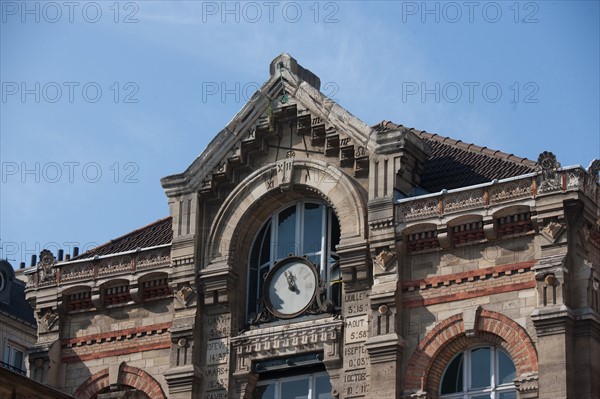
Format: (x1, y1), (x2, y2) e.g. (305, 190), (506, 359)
(1, 0), (599, 267)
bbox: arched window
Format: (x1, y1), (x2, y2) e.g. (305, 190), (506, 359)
(440, 346), (516, 399)
(247, 201), (341, 318)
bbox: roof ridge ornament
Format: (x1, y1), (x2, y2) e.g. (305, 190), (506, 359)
(536, 151), (561, 180)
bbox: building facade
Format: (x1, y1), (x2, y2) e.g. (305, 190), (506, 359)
(25, 54), (600, 399)
(1, 259), (36, 376)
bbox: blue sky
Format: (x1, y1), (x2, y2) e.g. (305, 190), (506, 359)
(1, 0), (599, 266)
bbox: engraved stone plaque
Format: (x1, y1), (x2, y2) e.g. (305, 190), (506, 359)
(345, 315), (368, 344)
(206, 313), (231, 339)
(206, 338), (229, 365)
(344, 343), (368, 370)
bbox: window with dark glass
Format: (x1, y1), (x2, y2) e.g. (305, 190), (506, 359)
(440, 346), (516, 399)
(253, 372), (333, 399)
(2, 343), (25, 374)
(248, 201), (340, 317)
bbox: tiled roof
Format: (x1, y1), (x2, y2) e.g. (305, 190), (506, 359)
(373, 121), (537, 193)
(72, 217), (172, 260)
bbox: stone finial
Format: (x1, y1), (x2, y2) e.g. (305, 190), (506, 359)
(269, 53), (321, 90)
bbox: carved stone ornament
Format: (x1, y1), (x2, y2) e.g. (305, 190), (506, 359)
(588, 159), (600, 184)
(37, 249), (56, 282)
(541, 221), (564, 243)
(39, 309), (58, 332)
(373, 249), (395, 272)
(175, 284), (195, 306)
(537, 151), (561, 177)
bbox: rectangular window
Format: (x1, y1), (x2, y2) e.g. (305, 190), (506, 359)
(254, 372), (332, 399)
(2, 343), (25, 374)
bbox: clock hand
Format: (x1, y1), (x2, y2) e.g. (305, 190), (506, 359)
(284, 270), (297, 291)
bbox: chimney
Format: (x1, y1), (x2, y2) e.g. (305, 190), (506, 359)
(73, 247), (79, 257)
(30, 254), (37, 267)
(65, 254), (71, 261)
(19, 262), (25, 269)
(58, 249), (64, 261)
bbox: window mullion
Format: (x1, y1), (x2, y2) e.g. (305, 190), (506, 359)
(270, 213), (277, 268)
(297, 203), (303, 256)
(464, 349), (470, 395)
(320, 206), (327, 282)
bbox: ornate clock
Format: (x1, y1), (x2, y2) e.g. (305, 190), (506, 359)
(263, 256), (319, 319)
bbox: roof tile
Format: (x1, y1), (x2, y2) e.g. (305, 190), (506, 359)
(372, 121), (536, 193)
(71, 217), (172, 260)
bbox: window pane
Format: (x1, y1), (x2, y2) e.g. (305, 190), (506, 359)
(253, 382), (275, 399)
(315, 375), (333, 399)
(260, 223), (272, 265)
(329, 212), (340, 253)
(13, 350), (23, 369)
(497, 351), (516, 385)
(471, 395), (491, 399)
(281, 378), (309, 399)
(330, 265), (341, 307)
(277, 205), (297, 259)
(470, 347), (491, 389)
(303, 203), (323, 255)
(441, 353), (463, 394)
(498, 391), (517, 399)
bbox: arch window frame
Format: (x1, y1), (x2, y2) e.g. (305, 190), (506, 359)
(439, 345), (517, 399)
(247, 200), (340, 318)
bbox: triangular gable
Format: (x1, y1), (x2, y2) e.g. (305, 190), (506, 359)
(161, 53), (377, 198)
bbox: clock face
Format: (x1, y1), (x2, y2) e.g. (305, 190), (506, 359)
(264, 257), (318, 319)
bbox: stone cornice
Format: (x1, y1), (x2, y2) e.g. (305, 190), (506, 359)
(231, 317), (342, 356)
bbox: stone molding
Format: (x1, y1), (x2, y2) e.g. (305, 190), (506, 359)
(27, 247), (171, 289)
(396, 165), (599, 225)
(205, 158), (368, 268)
(231, 318), (342, 372)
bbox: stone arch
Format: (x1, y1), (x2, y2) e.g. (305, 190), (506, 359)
(205, 158), (367, 266)
(74, 369), (109, 399)
(404, 309), (538, 397)
(118, 364), (166, 399)
(73, 364), (166, 399)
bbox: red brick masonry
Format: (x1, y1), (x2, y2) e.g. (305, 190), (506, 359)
(402, 260), (536, 308)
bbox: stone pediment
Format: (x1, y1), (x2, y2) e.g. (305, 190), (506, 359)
(161, 53), (375, 198)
